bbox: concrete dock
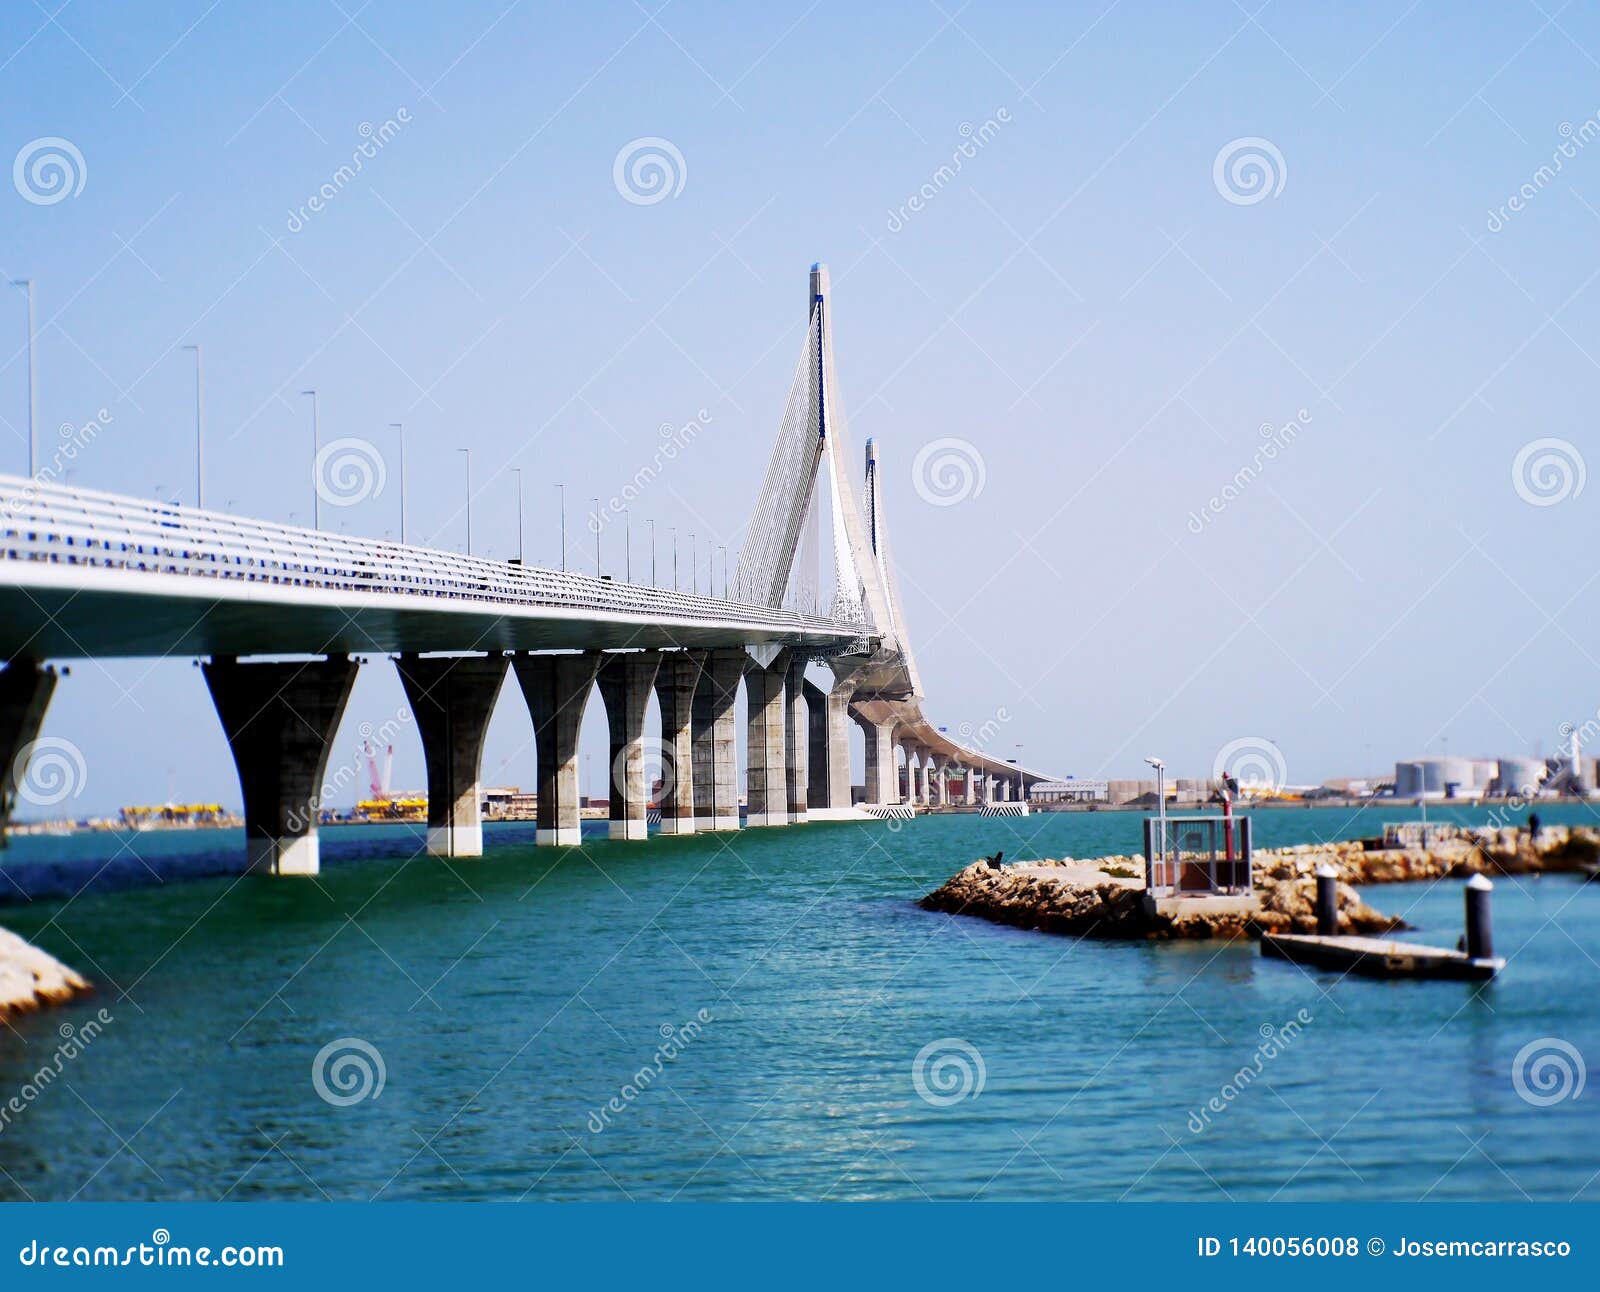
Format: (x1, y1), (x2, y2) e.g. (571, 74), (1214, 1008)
(1261, 931), (1503, 980)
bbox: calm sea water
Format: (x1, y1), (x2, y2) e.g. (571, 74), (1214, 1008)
(1, 803), (1596, 1201)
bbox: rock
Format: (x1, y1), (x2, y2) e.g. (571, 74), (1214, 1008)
(0, 925), (90, 1019)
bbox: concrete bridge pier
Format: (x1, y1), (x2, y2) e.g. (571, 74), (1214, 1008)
(857, 715), (898, 805)
(915, 752), (931, 807)
(928, 755), (945, 807)
(964, 767), (976, 806)
(784, 657), (808, 824)
(514, 653), (600, 847)
(743, 651), (788, 827)
(596, 651), (661, 841)
(204, 655), (359, 875)
(395, 653), (507, 858)
(653, 651), (701, 835)
(0, 658), (60, 846)
(805, 677), (854, 811)
(692, 648), (742, 830)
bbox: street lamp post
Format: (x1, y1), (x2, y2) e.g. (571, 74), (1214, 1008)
(458, 449), (473, 555)
(670, 526), (677, 590)
(689, 533), (697, 594)
(553, 483), (567, 571)
(389, 423), (406, 545)
(717, 545), (727, 598)
(11, 279), (37, 476)
(648, 519), (656, 587)
(511, 467), (524, 563)
(592, 497), (601, 576)
(1145, 756), (1166, 886)
(623, 508), (632, 583)
(300, 390), (320, 529)
(182, 345), (204, 508)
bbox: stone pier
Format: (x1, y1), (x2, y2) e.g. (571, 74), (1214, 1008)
(395, 652), (507, 858)
(596, 651), (661, 841)
(204, 655), (359, 875)
(692, 648), (742, 831)
(744, 651), (788, 827)
(513, 653), (599, 847)
(0, 658), (59, 847)
(653, 652), (700, 835)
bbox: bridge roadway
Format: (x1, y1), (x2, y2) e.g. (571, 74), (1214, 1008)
(0, 474), (863, 659)
(0, 473), (1043, 875)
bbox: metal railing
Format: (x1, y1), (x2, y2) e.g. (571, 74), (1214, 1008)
(0, 473), (870, 638)
(1143, 814), (1253, 897)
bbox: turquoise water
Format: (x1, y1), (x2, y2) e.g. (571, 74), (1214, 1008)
(0, 803), (1596, 1201)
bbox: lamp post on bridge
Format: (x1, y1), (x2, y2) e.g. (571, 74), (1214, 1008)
(555, 483), (566, 571)
(458, 448), (473, 556)
(182, 344), (204, 508)
(511, 466), (524, 563)
(591, 496), (601, 576)
(300, 390), (320, 530)
(690, 533), (697, 595)
(390, 423), (406, 545)
(623, 508), (632, 583)
(648, 518), (656, 587)
(718, 545), (726, 599)
(670, 526), (677, 590)
(9, 279), (36, 478)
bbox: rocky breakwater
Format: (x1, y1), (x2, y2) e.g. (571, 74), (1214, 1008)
(0, 925), (90, 1018)
(921, 826), (1600, 942)
(920, 856), (1401, 941)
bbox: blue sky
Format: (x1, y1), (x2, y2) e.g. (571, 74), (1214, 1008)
(4, 1), (1600, 812)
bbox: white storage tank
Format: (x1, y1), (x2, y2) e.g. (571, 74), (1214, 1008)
(1490, 757), (1547, 797)
(1393, 757), (1474, 798)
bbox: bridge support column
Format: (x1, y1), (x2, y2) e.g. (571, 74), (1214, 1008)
(964, 767), (976, 806)
(0, 659), (60, 847)
(744, 652), (789, 827)
(857, 716), (898, 805)
(784, 658), (808, 823)
(396, 653), (508, 858)
(928, 756), (944, 807)
(204, 655), (359, 876)
(915, 754), (931, 807)
(597, 651), (661, 841)
(653, 652), (701, 835)
(514, 653), (599, 847)
(805, 678), (854, 811)
(692, 648), (742, 831)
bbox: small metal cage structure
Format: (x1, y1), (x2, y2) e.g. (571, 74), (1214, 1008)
(1143, 814), (1253, 897)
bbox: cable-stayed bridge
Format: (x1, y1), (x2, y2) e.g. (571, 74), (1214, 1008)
(0, 265), (1054, 874)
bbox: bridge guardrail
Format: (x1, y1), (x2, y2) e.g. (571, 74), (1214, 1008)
(0, 474), (868, 638)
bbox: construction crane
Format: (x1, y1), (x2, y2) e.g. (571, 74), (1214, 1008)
(363, 740), (394, 802)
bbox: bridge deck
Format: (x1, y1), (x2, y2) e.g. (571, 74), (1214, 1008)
(0, 475), (867, 660)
